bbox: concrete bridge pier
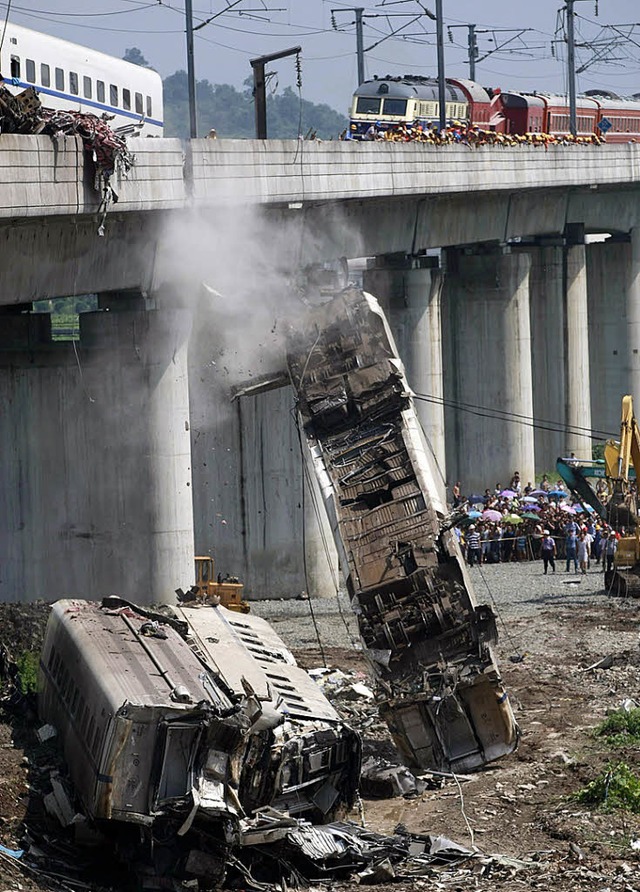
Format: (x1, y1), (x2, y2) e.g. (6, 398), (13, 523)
(187, 300), (337, 600)
(441, 246), (536, 494)
(587, 237), (629, 436)
(362, 256), (446, 478)
(529, 244), (566, 473)
(0, 301), (194, 604)
(564, 225), (593, 460)
(625, 228), (640, 403)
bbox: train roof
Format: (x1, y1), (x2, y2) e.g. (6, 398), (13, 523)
(447, 77), (492, 103)
(45, 599), (226, 712)
(499, 91), (545, 110)
(594, 97), (640, 112)
(526, 92), (599, 110)
(175, 605), (342, 723)
(355, 75), (466, 102)
(1, 23), (161, 87)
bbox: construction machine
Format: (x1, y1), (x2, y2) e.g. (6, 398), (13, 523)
(556, 394), (640, 595)
(176, 555), (250, 613)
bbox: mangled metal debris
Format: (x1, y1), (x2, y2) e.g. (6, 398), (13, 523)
(0, 82), (133, 233)
(286, 289), (519, 773)
(38, 596), (360, 886)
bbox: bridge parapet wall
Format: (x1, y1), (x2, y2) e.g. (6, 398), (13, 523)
(2, 136), (639, 222)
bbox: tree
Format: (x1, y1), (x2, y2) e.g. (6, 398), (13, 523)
(123, 47), (152, 69)
(162, 71), (347, 139)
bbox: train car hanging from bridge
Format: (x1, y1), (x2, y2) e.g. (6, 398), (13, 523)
(286, 289), (519, 774)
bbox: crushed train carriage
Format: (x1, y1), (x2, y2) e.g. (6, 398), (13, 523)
(286, 289), (518, 773)
(38, 596), (360, 885)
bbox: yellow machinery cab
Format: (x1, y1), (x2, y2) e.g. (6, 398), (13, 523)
(194, 556), (250, 613)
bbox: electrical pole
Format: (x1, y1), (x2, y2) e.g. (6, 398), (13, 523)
(185, 0), (197, 138)
(250, 46), (301, 139)
(567, 0), (577, 136)
(468, 24), (477, 81)
(355, 8), (365, 85)
(436, 0), (446, 131)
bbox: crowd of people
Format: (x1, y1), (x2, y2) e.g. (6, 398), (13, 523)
(341, 121), (607, 148)
(452, 469), (624, 575)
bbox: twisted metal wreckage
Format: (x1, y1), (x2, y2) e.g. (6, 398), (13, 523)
(34, 290), (518, 888)
(0, 83), (133, 232)
(285, 289), (519, 773)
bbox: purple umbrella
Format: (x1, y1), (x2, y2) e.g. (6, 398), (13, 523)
(530, 489), (547, 496)
(483, 509), (502, 522)
(500, 489), (517, 499)
(524, 504), (541, 512)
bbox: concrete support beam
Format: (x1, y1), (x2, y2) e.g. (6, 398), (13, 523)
(626, 228), (640, 401)
(442, 248), (535, 494)
(0, 307), (194, 604)
(587, 239), (629, 436)
(188, 304), (337, 599)
(362, 259), (447, 479)
(564, 231), (593, 459)
(529, 246), (566, 472)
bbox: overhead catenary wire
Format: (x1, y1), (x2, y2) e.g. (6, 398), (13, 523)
(412, 391), (616, 442)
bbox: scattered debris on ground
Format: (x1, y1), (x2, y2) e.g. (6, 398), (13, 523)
(0, 567), (638, 890)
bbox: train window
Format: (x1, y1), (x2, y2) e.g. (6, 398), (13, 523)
(135, 92), (143, 114)
(355, 97), (380, 115)
(122, 88), (131, 110)
(55, 68), (64, 91)
(97, 80), (105, 103)
(25, 59), (35, 83)
(41, 63), (50, 87)
(383, 98), (407, 116)
(69, 72), (78, 95)
(146, 95), (153, 117)
(110, 84), (118, 106)
(10, 56), (20, 79)
(83, 76), (92, 99)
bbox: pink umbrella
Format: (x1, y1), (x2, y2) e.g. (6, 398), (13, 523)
(560, 504), (576, 514)
(500, 489), (517, 498)
(483, 509), (502, 522)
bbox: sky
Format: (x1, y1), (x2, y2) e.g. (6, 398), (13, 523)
(1, 1), (640, 113)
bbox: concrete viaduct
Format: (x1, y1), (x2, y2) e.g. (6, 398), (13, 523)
(1, 134), (640, 603)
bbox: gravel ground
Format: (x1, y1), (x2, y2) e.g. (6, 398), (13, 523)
(250, 560), (636, 660)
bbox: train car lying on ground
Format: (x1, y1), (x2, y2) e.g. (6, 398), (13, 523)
(286, 289), (519, 774)
(38, 597), (360, 888)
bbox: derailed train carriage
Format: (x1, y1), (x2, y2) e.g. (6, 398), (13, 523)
(286, 290), (519, 773)
(38, 597), (360, 885)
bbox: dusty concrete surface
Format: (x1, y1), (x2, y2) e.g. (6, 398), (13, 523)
(0, 563), (638, 890)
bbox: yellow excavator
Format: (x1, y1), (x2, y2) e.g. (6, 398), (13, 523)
(602, 396), (640, 593)
(176, 555), (250, 613)
(557, 394), (640, 595)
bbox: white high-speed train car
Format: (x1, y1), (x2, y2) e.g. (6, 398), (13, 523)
(0, 23), (163, 135)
